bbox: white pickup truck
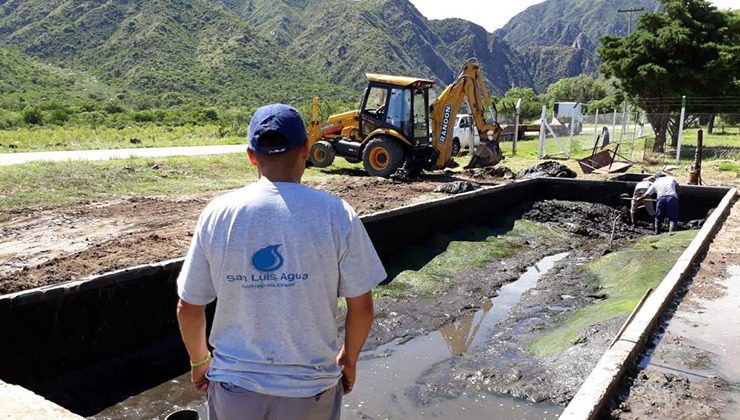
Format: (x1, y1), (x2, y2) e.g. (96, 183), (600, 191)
(452, 114), (479, 156)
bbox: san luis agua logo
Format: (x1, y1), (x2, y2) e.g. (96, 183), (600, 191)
(225, 244), (308, 287)
(252, 244), (284, 272)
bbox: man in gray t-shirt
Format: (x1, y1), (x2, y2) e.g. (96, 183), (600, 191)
(176, 104), (387, 420)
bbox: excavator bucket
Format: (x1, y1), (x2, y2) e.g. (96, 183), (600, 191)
(465, 140), (503, 169)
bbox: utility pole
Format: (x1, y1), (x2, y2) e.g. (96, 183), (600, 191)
(617, 7), (644, 146)
(617, 7), (645, 35)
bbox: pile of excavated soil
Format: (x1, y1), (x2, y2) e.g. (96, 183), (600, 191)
(462, 166), (517, 180)
(433, 180), (480, 194)
(522, 200), (636, 240)
(518, 161), (577, 179)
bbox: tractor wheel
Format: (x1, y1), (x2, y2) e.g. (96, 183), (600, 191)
(309, 141), (336, 168)
(451, 138), (461, 157)
(362, 137), (404, 177)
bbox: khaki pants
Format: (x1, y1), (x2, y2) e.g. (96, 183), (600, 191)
(207, 381), (342, 420)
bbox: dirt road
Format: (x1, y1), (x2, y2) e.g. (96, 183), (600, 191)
(0, 145), (247, 166)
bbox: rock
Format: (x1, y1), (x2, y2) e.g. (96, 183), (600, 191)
(518, 161), (577, 179)
(506, 368), (522, 382)
(129, 138), (142, 144)
(434, 181), (480, 194)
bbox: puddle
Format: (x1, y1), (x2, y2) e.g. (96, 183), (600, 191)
(94, 253), (568, 419)
(640, 265), (740, 383)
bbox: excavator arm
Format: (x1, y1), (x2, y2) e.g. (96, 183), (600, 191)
(430, 58), (503, 169)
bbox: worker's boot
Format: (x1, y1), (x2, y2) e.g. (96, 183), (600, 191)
(654, 221), (661, 235)
(669, 222), (676, 232)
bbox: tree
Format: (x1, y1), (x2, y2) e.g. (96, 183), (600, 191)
(545, 75), (605, 105)
(496, 87), (544, 120)
(599, 0), (740, 152)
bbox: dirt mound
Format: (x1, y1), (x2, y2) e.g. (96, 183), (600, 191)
(433, 181), (480, 194)
(462, 166), (516, 180)
(523, 200), (634, 239)
(519, 161), (577, 179)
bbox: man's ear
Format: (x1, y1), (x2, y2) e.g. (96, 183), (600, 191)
(247, 148), (258, 166)
(299, 140), (310, 160)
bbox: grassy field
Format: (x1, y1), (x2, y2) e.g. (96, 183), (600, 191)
(1, 119), (737, 212)
(0, 154), (370, 210)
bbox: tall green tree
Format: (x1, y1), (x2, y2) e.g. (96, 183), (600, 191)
(546, 75), (605, 105)
(497, 87), (544, 120)
(599, 0), (739, 151)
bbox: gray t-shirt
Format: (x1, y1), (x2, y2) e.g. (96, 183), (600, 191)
(177, 178), (387, 398)
(646, 176), (679, 198)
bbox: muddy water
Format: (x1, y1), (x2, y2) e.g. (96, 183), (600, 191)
(95, 253), (566, 419)
(639, 265), (740, 382)
(343, 252), (568, 419)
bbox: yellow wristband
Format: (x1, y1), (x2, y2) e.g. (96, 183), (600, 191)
(190, 352), (211, 368)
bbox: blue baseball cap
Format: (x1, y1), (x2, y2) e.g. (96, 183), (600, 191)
(248, 104), (307, 155)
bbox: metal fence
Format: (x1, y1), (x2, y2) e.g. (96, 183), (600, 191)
(533, 108), (649, 162)
(496, 97), (739, 169)
(643, 112), (740, 165)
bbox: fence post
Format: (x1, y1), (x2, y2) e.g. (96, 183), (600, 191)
(594, 108), (600, 144)
(569, 106), (576, 152)
(675, 95), (686, 165)
(538, 105), (547, 159)
(612, 109), (617, 142)
(621, 99), (628, 142)
(513, 98), (521, 156)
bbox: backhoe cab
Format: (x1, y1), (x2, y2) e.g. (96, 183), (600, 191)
(307, 58), (503, 177)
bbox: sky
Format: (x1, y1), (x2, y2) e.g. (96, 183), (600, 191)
(408, 0), (739, 33)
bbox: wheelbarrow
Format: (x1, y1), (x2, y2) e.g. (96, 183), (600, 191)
(577, 137), (633, 174)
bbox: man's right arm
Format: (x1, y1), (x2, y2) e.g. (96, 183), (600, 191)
(177, 299), (211, 394)
(337, 291), (374, 395)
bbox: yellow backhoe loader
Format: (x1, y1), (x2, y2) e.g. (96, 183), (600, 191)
(307, 58), (503, 177)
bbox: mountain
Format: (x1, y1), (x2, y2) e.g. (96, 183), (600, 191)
(0, 0), (349, 108)
(498, 0), (662, 90)
(500, 0), (662, 50)
(0, 0), (666, 113)
(221, 0), (663, 94)
(430, 19), (533, 93)
(222, 0), (457, 91)
(0, 47), (114, 109)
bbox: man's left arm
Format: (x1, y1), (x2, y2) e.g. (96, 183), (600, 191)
(337, 292), (374, 395)
(336, 206), (387, 394)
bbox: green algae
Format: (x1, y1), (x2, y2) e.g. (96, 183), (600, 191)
(375, 219), (561, 300)
(529, 230), (697, 357)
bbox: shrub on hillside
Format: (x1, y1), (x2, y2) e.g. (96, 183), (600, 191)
(22, 107), (43, 125)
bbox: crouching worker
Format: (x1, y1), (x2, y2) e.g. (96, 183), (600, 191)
(176, 104), (387, 420)
(630, 176), (656, 227)
(637, 172), (680, 234)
